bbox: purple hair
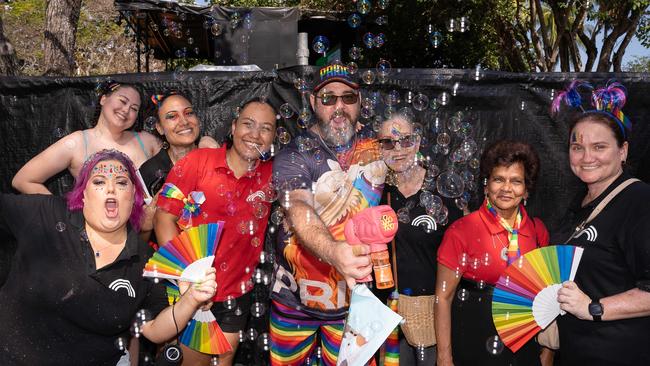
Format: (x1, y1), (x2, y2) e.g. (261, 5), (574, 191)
(66, 149), (145, 231)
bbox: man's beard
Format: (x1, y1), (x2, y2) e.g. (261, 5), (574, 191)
(318, 110), (355, 147)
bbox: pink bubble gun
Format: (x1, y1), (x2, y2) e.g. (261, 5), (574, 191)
(344, 205), (398, 289)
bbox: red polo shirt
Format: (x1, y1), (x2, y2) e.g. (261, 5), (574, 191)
(157, 147), (272, 301)
(437, 200), (549, 285)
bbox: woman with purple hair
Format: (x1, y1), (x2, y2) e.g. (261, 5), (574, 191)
(0, 149), (217, 365)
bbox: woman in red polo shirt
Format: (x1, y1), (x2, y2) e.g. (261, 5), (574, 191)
(154, 98), (277, 366)
(435, 140), (549, 366)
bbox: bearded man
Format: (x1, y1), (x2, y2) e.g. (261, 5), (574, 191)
(269, 63), (387, 365)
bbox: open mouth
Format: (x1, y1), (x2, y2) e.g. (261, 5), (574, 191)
(105, 198), (119, 218)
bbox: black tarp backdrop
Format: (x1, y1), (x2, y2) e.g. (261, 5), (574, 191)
(1, 69), (650, 364)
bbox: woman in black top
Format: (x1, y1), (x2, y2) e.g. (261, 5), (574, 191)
(374, 114), (464, 365)
(139, 92), (201, 242)
(553, 82), (650, 365)
(0, 149), (216, 365)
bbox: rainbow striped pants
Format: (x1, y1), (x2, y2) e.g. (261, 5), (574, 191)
(269, 301), (344, 366)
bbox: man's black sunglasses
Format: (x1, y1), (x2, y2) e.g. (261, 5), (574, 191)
(315, 93), (359, 106)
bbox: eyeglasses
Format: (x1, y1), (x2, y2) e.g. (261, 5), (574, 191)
(378, 135), (418, 150)
(315, 93), (359, 106)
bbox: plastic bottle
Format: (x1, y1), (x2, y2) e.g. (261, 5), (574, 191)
(371, 249), (394, 289)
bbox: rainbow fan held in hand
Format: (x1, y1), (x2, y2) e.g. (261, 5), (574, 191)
(167, 284), (233, 355)
(491, 245), (584, 352)
(160, 183), (206, 230)
(143, 223), (223, 283)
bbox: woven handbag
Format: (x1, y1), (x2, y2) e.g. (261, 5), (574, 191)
(388, 192), (437, 348)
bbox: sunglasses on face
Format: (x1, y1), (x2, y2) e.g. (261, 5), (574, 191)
(316, 93), (359, 106)
(378, 135), (418, 150)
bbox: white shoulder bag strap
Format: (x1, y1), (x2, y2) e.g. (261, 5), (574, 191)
(566, 178), (639, 243)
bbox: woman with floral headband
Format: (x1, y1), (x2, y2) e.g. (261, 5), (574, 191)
(552, 81), (650, 365)
(12, 81), (161, 194)
(0, 149), (216, 365)
(138, 91), (201, 242)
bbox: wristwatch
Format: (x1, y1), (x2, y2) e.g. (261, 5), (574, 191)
(588, 299), (604, 321)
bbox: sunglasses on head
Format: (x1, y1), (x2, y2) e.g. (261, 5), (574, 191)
(316, 93), (359, 106)
(378, 135), (418, 150)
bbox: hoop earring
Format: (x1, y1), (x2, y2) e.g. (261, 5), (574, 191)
(162, 141), (169, 150)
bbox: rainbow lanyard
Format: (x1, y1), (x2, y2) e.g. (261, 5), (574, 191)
(486, 200), (522, 265)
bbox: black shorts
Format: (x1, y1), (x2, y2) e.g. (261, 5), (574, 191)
(210, 291), (252, 333)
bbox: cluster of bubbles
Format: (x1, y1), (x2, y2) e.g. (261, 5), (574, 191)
(447, 16), (471, 33)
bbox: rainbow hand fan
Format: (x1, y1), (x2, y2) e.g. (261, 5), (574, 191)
(143, 223), (223, 283)
(491, 245), (584, 352)
(167, 284), (233, 355)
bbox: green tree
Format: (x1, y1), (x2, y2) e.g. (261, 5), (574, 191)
(624, 55), (650, 71)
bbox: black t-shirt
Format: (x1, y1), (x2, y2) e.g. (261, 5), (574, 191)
(0, 194), (167, 366)
(374, 184), (464, 302)
(554, 173), (650, 365)
(138, 148), (173, 196)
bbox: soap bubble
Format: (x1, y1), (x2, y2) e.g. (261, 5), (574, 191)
(378, 0), (391, 10)
(357, 0), (372, 14)
(363, 32), (375, 48)
(397, 208), (410, 223)
(374, 33), (386, 48)
(238, 220), (259, 236)
(429, 31), (442, 48)
(312, 35), (330, 55)
(349, 46), (362, 61)
(385, 89), (400, 106)
(276, 127), (291, 145)
(279, 103), (294, 119)
(437, 171), (465, 198)
(375, 15), (388, 26)
(55, 222), (66, 232)
(457, 288), (469, 301)
(251, 301), (267, 318)
(361, 70), (376, 85)
(486, 335), (505, 356)
(257, 332), (271, 352)
(114, 337), (127, 351)
(459, 138), (478, 157)
(376, 59), (391, 77)
(437, 132), (451, 146)
(440, 92), (450, 105)
(347, 61), (359, 75)
(412, 93), (429, 111)
(347, 13), (362, 28)
(224, 295), (237, 310)
(293, 78), (308, 92)
(211, 23), (223, 36)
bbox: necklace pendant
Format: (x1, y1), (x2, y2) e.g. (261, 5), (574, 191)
(500, 247), (508, 261)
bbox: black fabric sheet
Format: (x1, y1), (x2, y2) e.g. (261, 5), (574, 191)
(1, 68), (650, 277)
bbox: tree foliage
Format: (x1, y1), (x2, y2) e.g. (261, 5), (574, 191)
(624, 54), (650, 71)
(2, 0), (647, 75)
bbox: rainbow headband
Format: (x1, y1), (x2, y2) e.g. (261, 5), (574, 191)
(552, 80), (632, 140)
